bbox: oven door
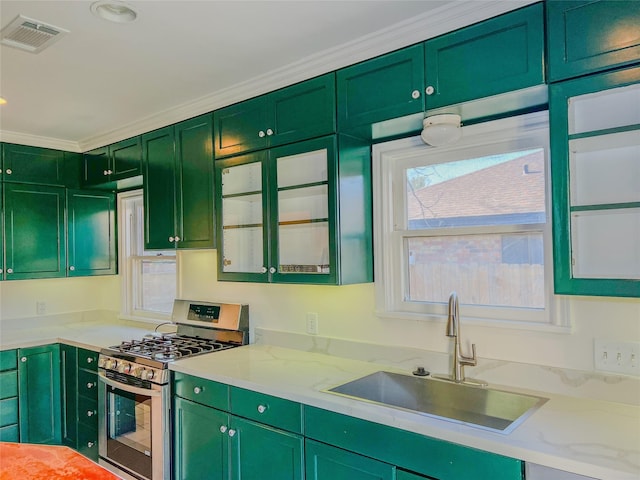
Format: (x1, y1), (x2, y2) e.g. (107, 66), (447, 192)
(98, 371), (170, 480)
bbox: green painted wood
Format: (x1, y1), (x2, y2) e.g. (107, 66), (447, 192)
(269, 73), (336, 148)
(64, 151), (83, 189)
(77, 368), (98, 401)
(174, 396), (230, 480)
(82, 146), (110, 186)
(175, 114), (215, 249)
(60, 344), (78, 449)
(2, 143), (66, 186)
(0, 424), (19, 442)
(67, 190), (117, 276)
(547, 0), (640, 82)
(143, 126), (177, 249)
(549, 65), (640, 297)
(110, 136), (142, 180)
(1, 183), (3, 279)
(0, 350), (17, 371)
(0, 371), (17, 400)
(18, 344), (62, 445)
(77, 425), (99, 462)
(397, 470), (430, 480)
(337, 44), (424, 130)
(424, 2), (545, 109)
(0, 398), (18, 428)
(230, 386), (303, 434)
(231, 416), (304, 480)
(305, 440), (395, 480)
(173, 372), (230, 410)
(305, 406), (524, 480)
(77, 348), (98, 372)
(214, 95), (269, 158)
(4, 183), (66, 280)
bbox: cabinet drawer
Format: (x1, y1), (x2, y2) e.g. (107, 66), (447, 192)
(78, 396), (98, 428)
(78, 369), (99, 398)
(173, 372), (229, 410)
(0, 423), (19, 442)
(0, 371), (18, 400)
(0, 350), (17, 371)
(78, 348), (98, 372)
(0, 397), (18, 428)
(77, 426), (99, 461)
(230, 387), (303, 434)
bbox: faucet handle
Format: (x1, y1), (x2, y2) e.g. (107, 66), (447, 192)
(460, 343), (477, 367)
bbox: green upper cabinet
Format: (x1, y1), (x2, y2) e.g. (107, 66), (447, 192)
(82, 137), (142, 189)
(216, 135), (372, 285)
(2, 144), (67, 186)
(213, 73), (336, 158)
(547, 0), (640, 82)
(18, 344), (62, 445)
(337, 44), (425, 132)
(144, 114), (215, 250)
(67, 190), (117, 276)
(424, 2), (545, 109)
(549, 65), (640, 297)
(3, 183), (66, 280)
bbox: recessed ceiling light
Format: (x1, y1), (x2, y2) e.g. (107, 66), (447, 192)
(91, 1), (138, 23)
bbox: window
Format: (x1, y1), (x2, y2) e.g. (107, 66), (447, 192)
(373, 112), (563, 326)
(119, 190), (176, 319)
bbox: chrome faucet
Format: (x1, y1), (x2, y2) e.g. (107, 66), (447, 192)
(444, 292), (481, 384)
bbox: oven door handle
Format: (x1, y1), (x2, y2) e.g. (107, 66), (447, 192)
(98, 371), (163, 397)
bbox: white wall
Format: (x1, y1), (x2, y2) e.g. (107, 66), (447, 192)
(178, 249), (640, 373)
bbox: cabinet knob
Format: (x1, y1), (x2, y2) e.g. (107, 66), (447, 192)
(87, 357), (94, 363)
(87, 382), (95, 389)
(269, 267), (276, 274)
(266, 128), (274, 136)
(5, 169), (12, 175)
(219, 425), (227, 434)
(411, 90), (420, 99)
(87, 410), (96, 417)
(174, 236), (181, 242)
(257, 405), (267, 414)
(103, 170), (109, 176)
(425, 86), (435, 95)
(108, 170), (113, 175)
(228, 429), (236, 437)
(193, 386), (202, 394)
(20, 357), (27, 363)
(69, 266), (75, 271)
(261, 267), (267, 274)
(258, 130), (266, 138)
(7, 268), (13, 274)
(169, 236), (175, 242)
(87, 442), (95, 448)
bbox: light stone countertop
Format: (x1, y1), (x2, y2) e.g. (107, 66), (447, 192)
(171, 344), (640, 480)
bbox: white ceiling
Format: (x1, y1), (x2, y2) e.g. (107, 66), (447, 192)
(0, 0), (534, 152)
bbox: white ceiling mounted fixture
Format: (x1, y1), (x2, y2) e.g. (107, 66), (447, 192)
(420, 114), (463, 146)
(0, 15), (69, 54)
(91, 1), (138, 23)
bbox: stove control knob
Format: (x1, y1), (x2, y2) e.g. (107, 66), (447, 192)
(98, 357), (106, 368)
(130, 366), (142, 378)
(144, 369), (155, 380)
(105, 359), (117, 370)
(117, 363), (131, 374)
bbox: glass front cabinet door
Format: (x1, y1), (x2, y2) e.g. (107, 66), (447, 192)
(216, 135), (372, 285)
(550, 66), (640, 297)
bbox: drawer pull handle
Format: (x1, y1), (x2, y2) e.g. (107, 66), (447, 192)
(193, 386), (202, 394)
(219, 425), (227, 434)
(228, 429), (236, 437)
(257, 405), (267, 414)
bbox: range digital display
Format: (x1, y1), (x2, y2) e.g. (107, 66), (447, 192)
(187, 304), (221, 323)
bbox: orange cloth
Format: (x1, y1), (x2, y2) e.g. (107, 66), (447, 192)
(0, 442), (120, 480)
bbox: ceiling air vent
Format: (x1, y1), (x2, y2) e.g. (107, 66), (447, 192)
(0, 15), (69, 53)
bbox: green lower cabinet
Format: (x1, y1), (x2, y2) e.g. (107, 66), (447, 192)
(174, 396), (229, 480)
(306, 440), (395, 480)
(60, 344), (78, 448)
(18, 344), (62, 445)
(0, 349), (19, 441)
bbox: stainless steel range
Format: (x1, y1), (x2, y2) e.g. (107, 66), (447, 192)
(97, 300), (249, 480)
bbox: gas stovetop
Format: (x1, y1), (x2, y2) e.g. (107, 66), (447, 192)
(113, 333), (234, 362)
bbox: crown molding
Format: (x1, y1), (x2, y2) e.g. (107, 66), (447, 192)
(0, 130), (81, 152)
(2, 0), (537, 152)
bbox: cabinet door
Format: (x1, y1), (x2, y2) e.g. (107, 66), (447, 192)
(60, 344), (78, 449)
(18, 344), (62, 445)
(1, 182), (3, 278)
(82, 146), (110, 186)
(306, 440), (395, 480)
(270, 73), (336, 148)
(231, 416), (303, 480)
(143, 126), (177, 249)
(337, 44), (424, 130)
(550, 66), (640, 297)
(4, 183), (66, 280)
(216, 151), (270, 282)
(424, 2), (544, 109)
(2, 144), (66, 186)
(67, 190), (117, 276)
(174, 397), (229, 480)
(213, 95), (269, 158)
(547, 0), (640, 82)
(175, 114), (215, 249)
(110, 136), (142, 180)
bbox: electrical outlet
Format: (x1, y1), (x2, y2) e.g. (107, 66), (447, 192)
(36, 301), (46, 315)
(594, 339), (640, 376)
(306, 312), (319, 335)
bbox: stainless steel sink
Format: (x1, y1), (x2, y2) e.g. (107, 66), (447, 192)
(326, 371), (547, 434)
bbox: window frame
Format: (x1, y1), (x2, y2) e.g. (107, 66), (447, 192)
(372, 111), (569, 329)
(118, 189), (177, 322)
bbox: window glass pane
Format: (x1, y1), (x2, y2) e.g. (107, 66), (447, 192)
(139, 259), (177, 313)
(406, 233), (545, 309)
(406, 149), (545, 229)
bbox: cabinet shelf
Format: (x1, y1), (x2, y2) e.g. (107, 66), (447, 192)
(570, 202), (640, 213)
(279, 218), (329, 227)
(568, 124), (640, 142)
